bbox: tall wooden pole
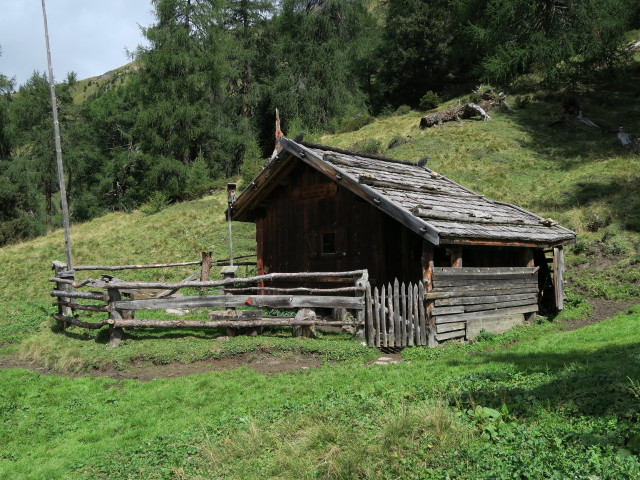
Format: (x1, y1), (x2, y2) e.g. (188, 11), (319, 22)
(41, 0), (73, 271)
(227, 183), (236, 266)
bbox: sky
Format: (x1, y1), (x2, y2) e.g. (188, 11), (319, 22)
(0, 1), (155, 88)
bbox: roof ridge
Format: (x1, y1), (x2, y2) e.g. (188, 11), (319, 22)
(299, 140), (417, 166)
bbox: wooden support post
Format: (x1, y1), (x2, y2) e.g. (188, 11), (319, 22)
(52, 261), (74, 330)
(448, 247), (463, 268)
(422, 241), (436, 348)
(366, 284), (374, 347)
(553, 246), (564, 311)
(354, 270), (368, 339)
(201, 251), (212, 282)
(107, 289), (124, 348)
(220, 265), (241, 336)
(524, 248), (535, 268)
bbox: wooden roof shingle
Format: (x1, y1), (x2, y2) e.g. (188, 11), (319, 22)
(232, 138), (576, 247)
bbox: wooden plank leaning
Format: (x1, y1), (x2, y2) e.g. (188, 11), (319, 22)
(365, 283), (374, 348)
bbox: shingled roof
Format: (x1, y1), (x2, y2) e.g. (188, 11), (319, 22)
(232, 138), (576, 248)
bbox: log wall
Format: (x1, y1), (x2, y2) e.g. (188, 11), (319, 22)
(429, 267), (539, 342)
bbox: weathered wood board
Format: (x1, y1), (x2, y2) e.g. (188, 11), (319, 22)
(466, 313), (524, 339)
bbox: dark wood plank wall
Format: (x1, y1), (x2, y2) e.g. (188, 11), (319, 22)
(255, 163), (425, 287)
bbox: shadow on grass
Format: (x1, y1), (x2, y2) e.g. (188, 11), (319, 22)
(445, 340), (640, 417)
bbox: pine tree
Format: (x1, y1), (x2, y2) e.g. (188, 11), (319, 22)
(377, 0), (454, 108)
(131, 0), (242, 189)
(259, 0), (378, 134)
(460, 0), (640, 86)
(8, 72), (73, 233)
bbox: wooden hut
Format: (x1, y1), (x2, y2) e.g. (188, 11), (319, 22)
(231, 138), (576, 345)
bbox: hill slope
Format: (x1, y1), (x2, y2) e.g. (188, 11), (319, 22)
(1, 69), (640, 479)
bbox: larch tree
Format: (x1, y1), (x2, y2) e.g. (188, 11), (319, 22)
(131, 0), (242, 195)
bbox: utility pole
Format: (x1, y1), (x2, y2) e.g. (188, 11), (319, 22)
(41, 0), (73, 270)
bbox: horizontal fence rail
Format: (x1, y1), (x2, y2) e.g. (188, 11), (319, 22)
(49, 259), (368, 347)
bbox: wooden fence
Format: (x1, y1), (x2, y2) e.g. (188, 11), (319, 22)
(365, 280), (430, 348)
(50, 258), (540, 349)
(429, 267), (539, 342)
(50, 257), (367, 347)
(364, 267), (540, 348)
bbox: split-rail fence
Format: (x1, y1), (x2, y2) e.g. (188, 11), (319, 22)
(50, 254), (539, 349)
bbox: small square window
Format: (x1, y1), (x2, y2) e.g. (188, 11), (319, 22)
(321, 232), (336, 255)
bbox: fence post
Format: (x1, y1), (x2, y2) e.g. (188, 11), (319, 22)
(200, 251), (212, 282)
(52, 260), (75, 330)
(354, 270), (368, 339)
(107, 289), (124, 348)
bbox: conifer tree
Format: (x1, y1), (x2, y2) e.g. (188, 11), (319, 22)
(377, 0), (454, 108)
(460, 0), (640, 86)
(131, 0), (242, 191)
(259, 0), (378, 133)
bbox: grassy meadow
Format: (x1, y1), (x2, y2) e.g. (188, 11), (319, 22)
(1, 70), (640, 478)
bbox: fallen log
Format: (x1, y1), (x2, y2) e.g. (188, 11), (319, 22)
(420, 95), (503, 129)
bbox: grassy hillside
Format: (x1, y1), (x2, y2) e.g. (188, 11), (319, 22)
(1, 64), (640, 478)
(70, 62), (137, 104)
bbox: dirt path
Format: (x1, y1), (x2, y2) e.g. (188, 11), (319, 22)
(0, 351), (324, 380)
(559, 297), (637, 331)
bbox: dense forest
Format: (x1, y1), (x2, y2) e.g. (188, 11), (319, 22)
(0, 0), (638, 245)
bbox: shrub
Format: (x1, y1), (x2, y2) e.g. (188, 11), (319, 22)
(474, 329), (497, 342)
(140, 191), (169, 215)
(336, 114), (374, 133)
(394, 105), (412, 116)
(512, 94), (532, 109)
(419, 91), (441, 111)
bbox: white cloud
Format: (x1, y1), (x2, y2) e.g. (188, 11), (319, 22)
(0, 0), (154, 87)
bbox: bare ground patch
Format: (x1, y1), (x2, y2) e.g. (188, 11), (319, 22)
(560, 297), (637, 331)
(0, 351), (323, 380)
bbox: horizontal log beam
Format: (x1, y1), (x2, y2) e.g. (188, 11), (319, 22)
(50, 290), (106, 301)
(463, 298), (537, 312)
(223, 286), (364, 294)
(113, 294), (365, 311)
(88, 270), (367, 290)
(54, 301), (110, 313)
(426, 286), (538, 300)
(433, 278), (537, 288)
(74, 261), (202, 271)
(435, 292), (537, 307)
(435, 330), (466, 341)
(435, 304), (538, 324)
(109, 319), (364, 329)
(53, 314), (108, 329)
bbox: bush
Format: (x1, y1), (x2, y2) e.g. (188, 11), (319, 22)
(512, 94), (532, 110)
(140, 191), (169, 215)
(583, 207), (612, 232)
(394, 105), (412, 116)
(474, 329), (497, 342)
(388, 135), (411, 150)
(419, 91), (441, 111)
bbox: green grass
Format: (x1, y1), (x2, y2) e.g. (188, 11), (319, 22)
(2, 60), (640, 479)
(1, 307), (639, 479)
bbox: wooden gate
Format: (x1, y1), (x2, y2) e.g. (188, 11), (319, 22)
(365, 279), (429, 348)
